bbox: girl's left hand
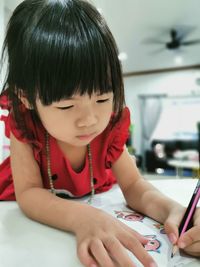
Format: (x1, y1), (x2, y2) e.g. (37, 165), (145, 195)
(164, 206), (200, 257)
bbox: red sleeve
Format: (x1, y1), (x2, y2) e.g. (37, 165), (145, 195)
(0, 93), (12, 139)
(105, 107), (131, 168)
(0, 92), (43, 160)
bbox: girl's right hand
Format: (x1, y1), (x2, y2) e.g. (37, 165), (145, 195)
(72, 206), (157, 267)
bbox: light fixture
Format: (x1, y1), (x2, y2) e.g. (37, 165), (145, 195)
(118, 52), (128, 61)
(97, 7), (103, 14)
(174, 56), (183, 65)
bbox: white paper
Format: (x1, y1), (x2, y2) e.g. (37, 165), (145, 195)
(89, 196), (199, 267)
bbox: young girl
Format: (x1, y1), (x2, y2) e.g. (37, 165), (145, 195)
(0, 0), (200, 266)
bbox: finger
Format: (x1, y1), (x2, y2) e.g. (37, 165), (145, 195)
(118, 221), (148, 245)
(104, 237), (137, 267)
(178, 225), (200, 249)
(90, 239), (115, 267)
(183, 241), (200, 257)
(164, 214), (182, 244)
(193, 207), (200, 225)
(105, 236), (157, 267)
(121, 233), (157, 267)
(77, 241), (98, 267)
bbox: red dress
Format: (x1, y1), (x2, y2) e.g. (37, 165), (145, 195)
(0, 93), (130, 200)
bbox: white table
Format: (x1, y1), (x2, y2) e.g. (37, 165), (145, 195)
(168, 159), (199, 177)
(0, 179), (200, 267)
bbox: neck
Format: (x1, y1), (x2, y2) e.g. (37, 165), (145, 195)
(45, 132), (95, 203)
(57, 140), (88, 171)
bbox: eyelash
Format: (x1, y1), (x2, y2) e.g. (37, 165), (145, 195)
(57, 106), (74, 110)
(57, 98), (110, 110)
(96, 98), (109, 103)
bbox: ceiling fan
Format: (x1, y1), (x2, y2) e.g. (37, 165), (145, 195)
(166, 28), (200, 50)
(144, 27), (200, 51)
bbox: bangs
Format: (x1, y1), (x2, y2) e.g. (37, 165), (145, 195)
(2, 0), (125, 130)
(18, 1), (122, 105)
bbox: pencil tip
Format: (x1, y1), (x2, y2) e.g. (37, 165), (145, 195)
(171, 253), (174, 258)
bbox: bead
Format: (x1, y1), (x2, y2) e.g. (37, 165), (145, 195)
(45, 132), (95, 203)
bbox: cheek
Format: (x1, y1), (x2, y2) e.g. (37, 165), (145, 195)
(37, 109), (71, 136)
(101, 112), (112, 129)
(38, 110), (57, 128)
(41, 118), (74, 142)
(101, 104), (113, 121)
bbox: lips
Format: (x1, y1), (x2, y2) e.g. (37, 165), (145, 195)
(77, 132), (96, 140)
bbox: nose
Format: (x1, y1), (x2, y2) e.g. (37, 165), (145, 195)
(76, 108), (98, 127)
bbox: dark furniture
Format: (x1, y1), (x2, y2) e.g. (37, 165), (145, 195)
(145, 139), (198, 174)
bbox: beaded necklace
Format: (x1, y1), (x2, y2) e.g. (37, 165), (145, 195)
(45, 132), (95, 204)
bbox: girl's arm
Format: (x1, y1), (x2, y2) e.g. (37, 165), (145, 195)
(10, 133), (157, 267)
(112, 148), (200, 257)
(10, 132), (93, 232)
(111, 147), (183, 224)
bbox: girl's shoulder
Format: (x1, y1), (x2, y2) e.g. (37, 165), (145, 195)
(99, 107), (131, 168)
(0, 92), (43, 157)
(108, 106), (131, 139)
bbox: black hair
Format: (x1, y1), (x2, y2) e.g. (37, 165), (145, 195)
(1, 0), (125, 131)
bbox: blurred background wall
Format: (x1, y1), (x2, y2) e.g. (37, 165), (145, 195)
(1, 0), (200, 177)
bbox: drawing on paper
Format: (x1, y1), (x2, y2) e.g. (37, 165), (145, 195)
(114, 210), (144, 222)
(143, 235), (161, 253)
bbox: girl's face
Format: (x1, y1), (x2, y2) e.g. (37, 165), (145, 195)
(35, 92), (113, 147)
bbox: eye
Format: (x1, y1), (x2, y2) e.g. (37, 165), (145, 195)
(96, 98), (110, 103)
(57, 105), (74, 110)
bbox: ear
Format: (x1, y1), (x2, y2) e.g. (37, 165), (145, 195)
(18, 92), (33, 110)
(20, 96), (33, 109)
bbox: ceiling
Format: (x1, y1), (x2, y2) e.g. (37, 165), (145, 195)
(4, 0), (200, 75)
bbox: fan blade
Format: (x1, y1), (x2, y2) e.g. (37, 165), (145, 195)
(147, 46), (175, 55)
(141, 37), (166, 45)
(172, 25), (197, 41)
(148, 47), (166, 55)
(181, 40), (200, 46)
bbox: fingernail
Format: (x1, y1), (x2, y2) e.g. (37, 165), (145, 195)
(91, 264), (97, 267)
(169, 233), (177, 244)
(179, 241), (186, 249)
(149, 262), (158, 267)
